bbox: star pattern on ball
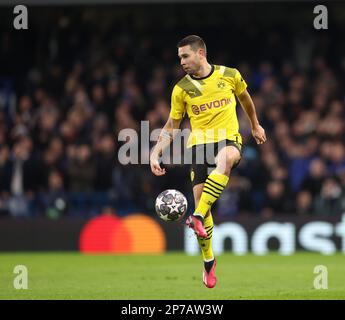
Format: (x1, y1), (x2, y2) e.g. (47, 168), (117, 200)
(155, 189), (188, 222)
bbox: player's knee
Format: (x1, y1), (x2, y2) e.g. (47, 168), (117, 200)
(216, 153), (237, 173)
(226, 154), (240, 170)
(218, 155), (236, 174)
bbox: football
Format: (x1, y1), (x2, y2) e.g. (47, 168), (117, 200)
(155, 189), (188, 222)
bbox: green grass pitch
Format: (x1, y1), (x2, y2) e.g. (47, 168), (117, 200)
(0, 252), (344, 300)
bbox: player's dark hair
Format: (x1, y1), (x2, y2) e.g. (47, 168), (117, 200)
(177, 35), (207, 55)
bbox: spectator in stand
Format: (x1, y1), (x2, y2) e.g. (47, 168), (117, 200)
(295, 190), (313, 216)
(314, 177), (345, 216)
(40, 170), (67, 219)
(4, 136), (39, 217)
(301, 158), (328, 201)
(262, 180), (294, 217)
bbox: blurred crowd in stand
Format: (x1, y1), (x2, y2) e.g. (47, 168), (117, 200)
(0, 5), (344, 218)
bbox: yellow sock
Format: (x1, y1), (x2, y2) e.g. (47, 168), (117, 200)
(197, 213), (214, 261)
(194, 170), (229, 219)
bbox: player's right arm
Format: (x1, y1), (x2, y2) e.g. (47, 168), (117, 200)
(150, 117), (182, 176)
(150, 85), (185, 176)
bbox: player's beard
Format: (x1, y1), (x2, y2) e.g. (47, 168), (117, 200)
(184, 65), (199, 76)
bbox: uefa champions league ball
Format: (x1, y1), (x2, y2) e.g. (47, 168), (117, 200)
(155, 189), (188, 222)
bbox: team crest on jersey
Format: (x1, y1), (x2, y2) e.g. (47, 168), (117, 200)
(217, 81), (226, 89)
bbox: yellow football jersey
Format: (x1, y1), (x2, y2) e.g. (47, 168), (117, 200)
(170, 65), (247, 148)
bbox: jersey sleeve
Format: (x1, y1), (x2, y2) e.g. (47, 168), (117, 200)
(169, 85), (185, 120)
(234, 69), (248, 96)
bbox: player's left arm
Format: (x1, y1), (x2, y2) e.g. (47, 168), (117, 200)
(237, 89), (267, 145)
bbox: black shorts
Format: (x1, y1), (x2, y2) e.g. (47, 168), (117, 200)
(189, 139), (243, 187)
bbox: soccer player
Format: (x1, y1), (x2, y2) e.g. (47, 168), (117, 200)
(150, 35), (266, 288)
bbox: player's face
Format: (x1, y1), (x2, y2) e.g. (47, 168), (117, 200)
(178, 45), (203, 75)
